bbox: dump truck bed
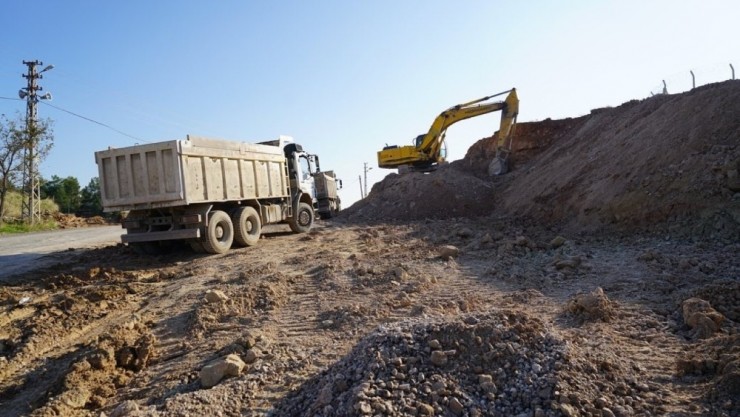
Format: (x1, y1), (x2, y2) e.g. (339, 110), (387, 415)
(95, 135), (289, 211)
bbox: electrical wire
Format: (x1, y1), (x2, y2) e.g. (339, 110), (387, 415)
(39, 101), (148, 143)
(3, 94), (148, 143)
(50, 69), (221, 137)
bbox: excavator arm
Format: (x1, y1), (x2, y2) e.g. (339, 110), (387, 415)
(377, 88), (519, 174)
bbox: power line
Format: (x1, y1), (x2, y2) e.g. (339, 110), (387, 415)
(39, 100), (148, 143)
(5, 93), (148, 143)
(49, 68), (219, 137)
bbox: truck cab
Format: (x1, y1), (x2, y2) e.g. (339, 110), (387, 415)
(275, 139), (342, 219)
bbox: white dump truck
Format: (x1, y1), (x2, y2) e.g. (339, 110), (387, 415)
(95, 135), (341, 254)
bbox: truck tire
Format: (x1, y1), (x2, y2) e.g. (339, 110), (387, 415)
(332, 198), (342, 217)
(202, 210), (234, 254)
(318, 204), (332, 220)
(232, 206), (261, 247)
(289, 202), (314, 233)
(319, 199), (341, 220)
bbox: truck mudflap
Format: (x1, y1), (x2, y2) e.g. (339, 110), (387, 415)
(122, 228), (200, 243)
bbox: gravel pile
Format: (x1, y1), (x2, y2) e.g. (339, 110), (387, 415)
(273, 309), (662, 416)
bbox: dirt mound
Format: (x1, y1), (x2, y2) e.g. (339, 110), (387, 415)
(677, 280), (740, 322)
(53, 213), (111, 228)
(677, 334), (740, 415)
(342, 80), (740, 238)
(274, 309), (662, 416)
(339, 163), (497, 221)
(498, 80), (740, 236)
(32, 319), (155, 416)
(463, 117), (588, 176)
(681, 297), (726, 339)
(565, 287), (614, 322)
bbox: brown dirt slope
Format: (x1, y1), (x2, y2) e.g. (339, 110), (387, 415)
(463, 116), (588, 175)
(341, 80), (740, 238)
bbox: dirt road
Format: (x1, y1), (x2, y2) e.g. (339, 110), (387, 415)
(0, 226), (122, 279)
(0, 219), (737, 417)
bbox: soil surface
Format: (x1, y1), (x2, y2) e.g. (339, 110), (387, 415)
(0, 226), (123, 279)
(1, 81), (738, 417)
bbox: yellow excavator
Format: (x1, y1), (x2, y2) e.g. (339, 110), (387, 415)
(377, 88), (519, 175)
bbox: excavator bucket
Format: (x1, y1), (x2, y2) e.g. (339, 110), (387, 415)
(488, 152), (509, 176)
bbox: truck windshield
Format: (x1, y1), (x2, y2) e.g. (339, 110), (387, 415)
(300, 156), (311, 180)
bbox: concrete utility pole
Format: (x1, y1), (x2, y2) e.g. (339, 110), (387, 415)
(19, 60), (53, 224)
(363, 162), (372, 198)
(358, 175), (364, 198)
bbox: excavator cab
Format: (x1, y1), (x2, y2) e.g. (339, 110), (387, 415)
(411, 135), (446, 164)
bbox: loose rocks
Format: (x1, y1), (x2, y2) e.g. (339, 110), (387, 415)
(204, 289), (230, 304)
(200, 354), (246, 388)
(430, 350), (447, 366)
(550, 236), (567, 249)
(566, 287), (613, 321)
(274, 310), (567, 416)
(110, 400), (140, 417)
(438, 245), (460, 260)
(682, 297), (725, 339)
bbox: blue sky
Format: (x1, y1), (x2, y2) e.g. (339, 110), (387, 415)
(1, 1), (738, 207)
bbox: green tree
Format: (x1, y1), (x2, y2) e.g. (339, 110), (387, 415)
(80, 177), (103, 216)
(0, 115), (24, 220)
(41, 175), (81, 214)
(0, 113), (54, 222)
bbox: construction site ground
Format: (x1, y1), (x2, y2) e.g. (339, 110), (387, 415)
(1, 81), (738, 417)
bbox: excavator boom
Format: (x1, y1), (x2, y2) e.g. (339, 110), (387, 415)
(377, 88), (519, 174)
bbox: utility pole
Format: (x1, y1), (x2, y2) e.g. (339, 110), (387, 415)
(19, 60), (53, 224)
(358, 175), (364, 198)
(363, 162), (372, 198)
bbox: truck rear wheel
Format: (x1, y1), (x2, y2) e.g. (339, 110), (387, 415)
(232, 206), (261, 247)
(319, 199), (341, 220)
(289, 202), (314, 233)
(203, 210), (234, 254)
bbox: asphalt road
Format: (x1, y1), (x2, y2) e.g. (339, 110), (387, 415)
(0, 225), (123, 279)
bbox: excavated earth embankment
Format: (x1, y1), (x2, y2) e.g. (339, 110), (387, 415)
(341, 80), (740, 240)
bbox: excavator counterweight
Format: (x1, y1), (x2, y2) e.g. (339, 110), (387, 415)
(377, 88), (519, 174)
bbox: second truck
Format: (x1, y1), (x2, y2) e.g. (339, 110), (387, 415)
(95, 135), (341, 254)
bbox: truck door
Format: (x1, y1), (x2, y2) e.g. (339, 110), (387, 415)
(298, 154), (317, 201)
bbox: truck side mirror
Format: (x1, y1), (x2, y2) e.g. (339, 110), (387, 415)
(338, 179), (343, 189)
